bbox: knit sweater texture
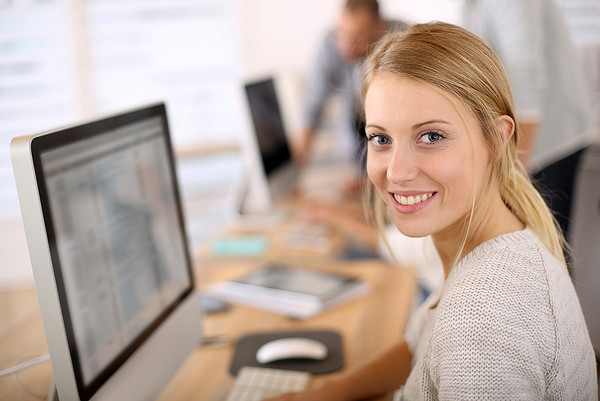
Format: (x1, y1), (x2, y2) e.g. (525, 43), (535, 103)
(401, 228), (597, 400)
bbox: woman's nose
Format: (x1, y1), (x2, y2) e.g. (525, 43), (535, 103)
(386, 147), (419, 184)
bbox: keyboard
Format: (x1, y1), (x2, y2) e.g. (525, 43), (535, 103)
(226, 366), (311, 401)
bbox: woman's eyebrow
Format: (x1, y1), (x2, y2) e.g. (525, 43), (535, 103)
(413, 119), (451, 129)
(366, 119), (452, 132)
(365, 124), (386, 131)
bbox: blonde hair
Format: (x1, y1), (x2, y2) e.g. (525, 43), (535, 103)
(362, 22), (567, 266)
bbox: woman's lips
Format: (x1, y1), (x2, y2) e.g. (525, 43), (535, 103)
(392, 192), (434, 206)
(389, 191), (437, 213)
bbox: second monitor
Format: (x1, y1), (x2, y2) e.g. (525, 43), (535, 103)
(236, 77), (298, 217)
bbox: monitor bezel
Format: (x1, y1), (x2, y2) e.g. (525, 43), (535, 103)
(28, 103), (195, 401)
(234, 76), (298, 217)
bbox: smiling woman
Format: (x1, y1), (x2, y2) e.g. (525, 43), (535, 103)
(263, 22), (597, 401)
(361, 30), (553, 270)
(363, 22), (597, 401)
(364, 74), (503, 252)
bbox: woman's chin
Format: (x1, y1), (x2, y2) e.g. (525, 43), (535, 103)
(393, 223), (431, 239)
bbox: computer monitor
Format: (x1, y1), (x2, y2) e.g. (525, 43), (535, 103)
(235, 77), (298, 216)
(10, 103), (204, 401)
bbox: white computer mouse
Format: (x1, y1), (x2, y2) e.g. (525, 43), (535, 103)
(256, 337), (329, 364)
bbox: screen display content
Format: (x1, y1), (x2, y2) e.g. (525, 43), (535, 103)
(37, 112), (192, 391)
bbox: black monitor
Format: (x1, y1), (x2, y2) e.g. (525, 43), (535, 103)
(236, 77), (297, 216)
(11, 103), (204, 400)
(245, 78), (292, 176)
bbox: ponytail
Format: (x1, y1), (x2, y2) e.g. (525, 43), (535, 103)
(500, 156), (568, 265)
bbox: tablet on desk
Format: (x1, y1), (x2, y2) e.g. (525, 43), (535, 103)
(209, 264), (370, 319)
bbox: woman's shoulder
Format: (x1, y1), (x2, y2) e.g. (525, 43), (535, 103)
(428, 229), (595, 398)
(450, 227), (564, 290)
(435, 228), (561, 341)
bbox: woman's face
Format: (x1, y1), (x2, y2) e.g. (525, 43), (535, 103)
(365, 73), (491, 241)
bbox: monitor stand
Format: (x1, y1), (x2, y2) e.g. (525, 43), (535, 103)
(224, 175), (292, 231)
(225, 198), (290, 232)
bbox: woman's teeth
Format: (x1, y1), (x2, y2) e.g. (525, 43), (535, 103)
(393, 193), (433, 206)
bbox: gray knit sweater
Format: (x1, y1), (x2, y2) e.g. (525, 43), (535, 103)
(401, 228), (597, 400)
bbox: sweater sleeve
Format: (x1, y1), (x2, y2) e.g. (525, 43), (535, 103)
(301, 30), (344, 130)
(425, 246), (556, 400)
(476, 0), (546, 121)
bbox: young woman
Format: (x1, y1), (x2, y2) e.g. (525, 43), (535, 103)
(266, 22), (597, 400)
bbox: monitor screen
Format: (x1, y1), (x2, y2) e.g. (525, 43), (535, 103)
(21, 104), (196, 400)
(244, 78), (291, 176)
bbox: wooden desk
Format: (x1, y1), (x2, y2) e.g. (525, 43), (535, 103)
(0, 253), (416, 401)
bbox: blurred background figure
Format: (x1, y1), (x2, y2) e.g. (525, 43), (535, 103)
(462, 0), (596, 241)
(292, 0), (408, 171)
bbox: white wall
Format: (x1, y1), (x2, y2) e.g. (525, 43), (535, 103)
(235, 0), (463, 79)
(384, 0), (463, 25)
(235, 0), (338, 79)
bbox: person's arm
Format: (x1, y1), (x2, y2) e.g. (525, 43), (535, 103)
(477, 0), (545, 169)
(517, 120), (539, 168)
(295, 32), (343, 166)
(264, 340), (412, 401)
(300, 200), (379, 249)
(291, 127), (317, 167)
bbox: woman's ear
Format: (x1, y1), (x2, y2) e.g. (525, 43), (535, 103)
(496, 115), (515, 148)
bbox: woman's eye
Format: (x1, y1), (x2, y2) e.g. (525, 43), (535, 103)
(420, 131), (444, 144)
(368, 134), (390, 146)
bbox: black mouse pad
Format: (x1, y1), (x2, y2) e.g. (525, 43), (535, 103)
(229, 329), (344, 376)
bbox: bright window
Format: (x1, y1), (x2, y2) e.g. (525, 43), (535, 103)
(0, 0), (239, 219)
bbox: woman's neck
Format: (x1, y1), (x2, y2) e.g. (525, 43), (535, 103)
(433, 195), (525, 278)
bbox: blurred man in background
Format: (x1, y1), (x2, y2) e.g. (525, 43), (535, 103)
(293, 0), (408, 169)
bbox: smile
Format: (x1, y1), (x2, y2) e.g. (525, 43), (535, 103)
(393, 192), (434, 206)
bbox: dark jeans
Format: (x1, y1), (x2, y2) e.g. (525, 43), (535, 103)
(532, 147), (586, 243)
